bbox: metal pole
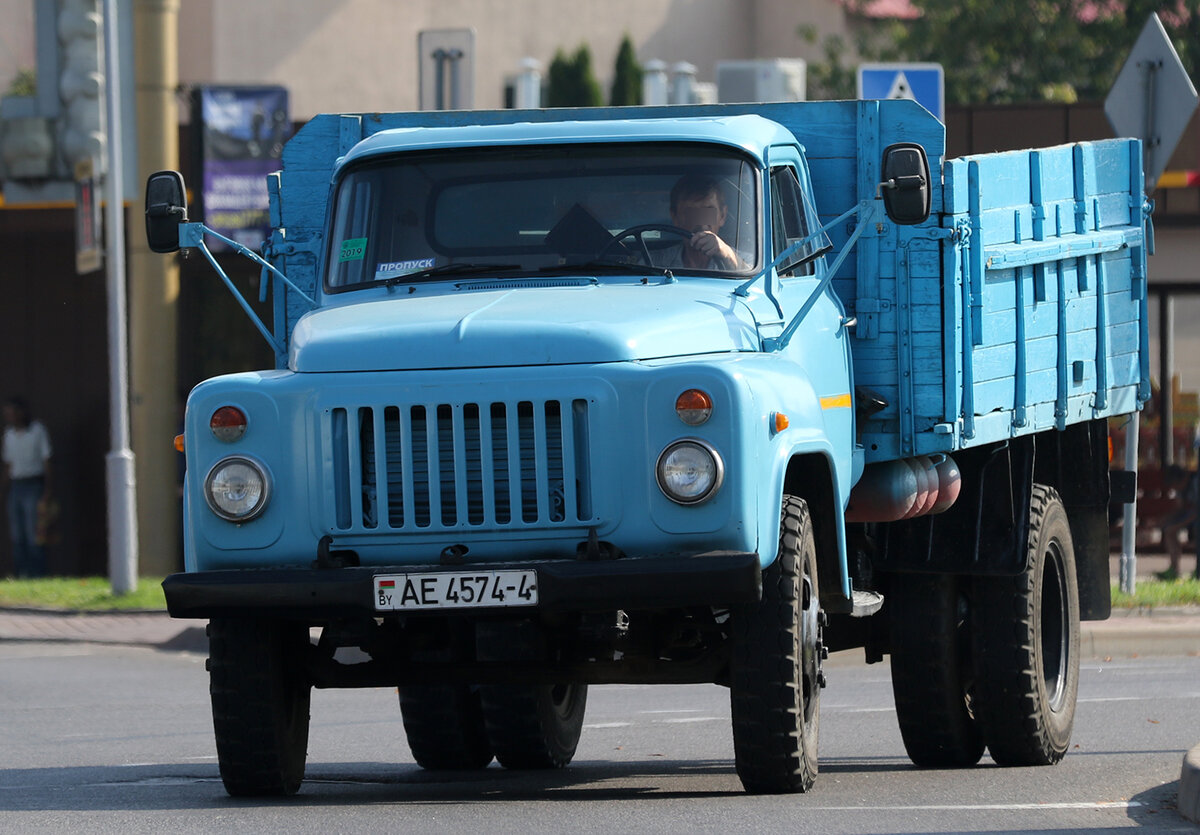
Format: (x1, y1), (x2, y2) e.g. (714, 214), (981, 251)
(1120, 413), (1140, 594)
(1160, 293), (1174, 466)
(433, 48), (447, 110)
(103, 0), (138, 594)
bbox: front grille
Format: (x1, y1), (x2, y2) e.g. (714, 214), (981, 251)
(328, 399), (594, 532)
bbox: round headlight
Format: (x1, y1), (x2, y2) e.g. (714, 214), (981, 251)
(656, 439), (724, 505)
(204, 456), (270, 521)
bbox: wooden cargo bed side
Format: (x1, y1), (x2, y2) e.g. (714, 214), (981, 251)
(937, 138), (1149, 452)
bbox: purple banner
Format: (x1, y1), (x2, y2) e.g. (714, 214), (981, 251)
(198, 86), (291, 251)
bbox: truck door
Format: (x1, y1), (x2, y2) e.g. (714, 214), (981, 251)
(764, 147), (856, 462)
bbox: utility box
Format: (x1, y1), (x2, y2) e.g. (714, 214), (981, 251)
(716, 59), (805, 103)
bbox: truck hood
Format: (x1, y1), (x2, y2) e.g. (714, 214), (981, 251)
(290, 282), (762, 371)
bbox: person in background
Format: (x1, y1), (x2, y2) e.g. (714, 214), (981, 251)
(1158, 463), (1198, 581)
(2, 396), (53, 578)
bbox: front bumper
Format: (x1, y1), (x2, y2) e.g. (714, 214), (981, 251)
(163, 551), (762, 620)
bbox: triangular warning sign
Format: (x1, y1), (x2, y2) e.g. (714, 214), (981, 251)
(887, 72), (916, 101)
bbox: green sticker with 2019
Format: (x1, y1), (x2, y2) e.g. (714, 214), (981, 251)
(339, 237), (367, 261)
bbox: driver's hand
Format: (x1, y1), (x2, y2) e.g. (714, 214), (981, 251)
(690, 230), (739, 268)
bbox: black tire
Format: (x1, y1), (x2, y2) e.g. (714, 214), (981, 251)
(398, 685), (493, 770)
(730, 494), (822, 794)
(972, 484), (1080, 766)
(478, 683), (588, 769)
(208, 618), (311, 797)
(888, 573), (984, 767)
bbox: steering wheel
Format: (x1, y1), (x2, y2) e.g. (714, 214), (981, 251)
(598, 224), (694, 266)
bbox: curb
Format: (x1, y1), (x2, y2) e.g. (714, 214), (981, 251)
(1182, 744), (1200, 824)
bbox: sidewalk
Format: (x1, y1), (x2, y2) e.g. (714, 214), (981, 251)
(0, 550), (1197, 656)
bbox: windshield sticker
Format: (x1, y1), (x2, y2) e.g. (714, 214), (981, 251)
(339, 237), (368, 262)
(375, 258), (436, 279)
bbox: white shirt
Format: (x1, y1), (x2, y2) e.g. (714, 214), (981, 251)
(3, 421), (51, 479)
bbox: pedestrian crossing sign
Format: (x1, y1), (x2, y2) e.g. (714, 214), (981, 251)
(857, 63), (944, 122)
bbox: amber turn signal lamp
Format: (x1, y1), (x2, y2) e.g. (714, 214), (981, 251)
(675, 389), (713, 426)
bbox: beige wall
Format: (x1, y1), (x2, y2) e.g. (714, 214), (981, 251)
(0, 0), (36, 92)
(177, 0), (851, 118)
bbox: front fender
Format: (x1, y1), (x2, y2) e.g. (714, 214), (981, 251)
(740, 362), (853, 605)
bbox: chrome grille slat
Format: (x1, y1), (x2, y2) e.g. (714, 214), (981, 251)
(330, 398), (591, 532)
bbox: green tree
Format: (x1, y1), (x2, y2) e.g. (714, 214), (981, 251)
(5, 68), (36, 97)
(547, 45), (604, 107)
(610, 35), (643, 106)
(802, 1), (1199, 105)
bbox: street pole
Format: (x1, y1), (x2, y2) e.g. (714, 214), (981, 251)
(103, 0), (138, 594)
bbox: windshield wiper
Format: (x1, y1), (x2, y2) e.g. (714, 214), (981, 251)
(538, 261), (672, 277)
(382, 263), (522, 285)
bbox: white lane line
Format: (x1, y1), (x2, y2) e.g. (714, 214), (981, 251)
(661, 716), (721, 724)
(585, 722), (631, 729)
(639, 709), (702, 714)
(803, 801), (1143, 811)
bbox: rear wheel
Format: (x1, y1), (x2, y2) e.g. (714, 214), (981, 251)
(208, 618), (311, 796)
(730, 494), (822, 794)
(972, 484), (1080, 766)
(888, 573), (984, 767)
(478, 683), (588, 769)
(398, 685), (493, 770)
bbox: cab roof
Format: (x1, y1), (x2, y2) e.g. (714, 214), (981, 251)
(334, 114), (798, 176)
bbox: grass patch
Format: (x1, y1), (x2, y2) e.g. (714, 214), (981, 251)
(1, 575), (1195, 613)
(0, 577), (166, 611)
(1111, 577), (1200, 609)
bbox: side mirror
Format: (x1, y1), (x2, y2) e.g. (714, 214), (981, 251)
(145, 170), (189, 253)
(879, 143), (931, 225)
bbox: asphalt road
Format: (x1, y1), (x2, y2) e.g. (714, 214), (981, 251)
(1, 643), (1197, 833)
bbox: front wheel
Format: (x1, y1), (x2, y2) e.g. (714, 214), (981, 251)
(972, 484), (1080, 766)
(208, 618), (311, 796)
(730, 494), (822, 794)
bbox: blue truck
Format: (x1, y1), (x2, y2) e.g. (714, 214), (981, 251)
(146, 99), (1149, 796)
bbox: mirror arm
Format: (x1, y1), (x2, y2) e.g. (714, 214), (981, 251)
(764, 199), (875, 353)
(734, 199), (868, 316)
(179, 222), (316, 307)
(180, 225), (285, 355)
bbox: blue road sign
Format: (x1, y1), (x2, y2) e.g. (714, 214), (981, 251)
(858, 63), (944, 122)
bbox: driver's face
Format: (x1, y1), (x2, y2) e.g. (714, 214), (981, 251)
(672, 194), (727, 233)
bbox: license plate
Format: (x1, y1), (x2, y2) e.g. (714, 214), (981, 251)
(374, 570), (538, 611)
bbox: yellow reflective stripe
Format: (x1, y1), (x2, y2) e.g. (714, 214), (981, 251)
(820, 393), (852, 410)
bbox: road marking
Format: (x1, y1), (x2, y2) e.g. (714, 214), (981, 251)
(661, 716), (721, 724)
(585, 722), (631, 729)
(639, 709), (702, 714)
(804, 801), (1143, 811)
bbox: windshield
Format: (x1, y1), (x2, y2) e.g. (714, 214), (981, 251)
(325, 143), (760, 291)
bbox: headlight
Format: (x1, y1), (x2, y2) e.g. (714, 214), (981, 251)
(204, 456), (270, 521)
(656, 439), (724, 505)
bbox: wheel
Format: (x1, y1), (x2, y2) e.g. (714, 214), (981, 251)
(398, 685), (493, 770)
(207, 618), (311, 796)
(971, 484), (1080, 766)
(730, 494), (822, 794)
(888, 573), (984, 767)
(477, 683), (587, 769)
(597, 223), (692, 264)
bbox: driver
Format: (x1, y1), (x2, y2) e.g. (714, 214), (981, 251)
(663, 174), (747, 271)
